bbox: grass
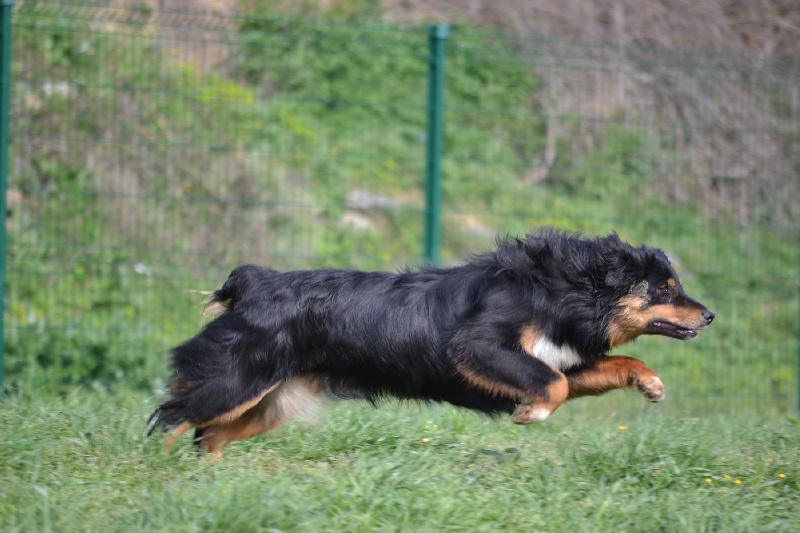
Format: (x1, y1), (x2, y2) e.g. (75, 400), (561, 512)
(1, 388), (798, 532)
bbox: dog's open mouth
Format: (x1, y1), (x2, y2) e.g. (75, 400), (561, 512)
(648, 320), (699, 340)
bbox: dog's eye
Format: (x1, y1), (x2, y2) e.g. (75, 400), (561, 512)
(657, 282), (670, 294)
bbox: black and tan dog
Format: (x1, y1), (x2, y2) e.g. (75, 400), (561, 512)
(149, 229), (714, 457)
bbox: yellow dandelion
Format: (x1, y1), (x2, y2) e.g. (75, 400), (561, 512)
(734, 479), (742, 485)
(617, 425), (628, 432)
(420, 438), (430, 444)
(705, 478), (713, 484)
(778, 473), (786, 479)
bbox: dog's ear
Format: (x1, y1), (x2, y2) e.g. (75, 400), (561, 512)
(598, 233), (643, 289)
(603, 254), (637, 288)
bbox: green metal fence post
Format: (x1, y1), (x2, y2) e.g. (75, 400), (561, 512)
(424, 23), (448, 266)
(0, 0), (13, 388)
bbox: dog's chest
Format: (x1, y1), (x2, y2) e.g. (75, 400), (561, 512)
(531, 337), (583, 370)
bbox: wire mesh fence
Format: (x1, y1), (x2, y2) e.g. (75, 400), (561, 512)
(4, 1), (798, 415)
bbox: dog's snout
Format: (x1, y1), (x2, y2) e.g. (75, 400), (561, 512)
(702, 309), (715, 325)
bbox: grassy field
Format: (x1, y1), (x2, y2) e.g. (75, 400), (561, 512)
(1, 388), (797, 532)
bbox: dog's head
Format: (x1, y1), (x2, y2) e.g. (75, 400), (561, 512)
(600, 234), (714, 348)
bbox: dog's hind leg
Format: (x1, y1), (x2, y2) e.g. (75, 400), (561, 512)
(195, 376), (327, 458)
(195, 404), (276, 459)
(565, 356), (665, 402)
(164, 422), (194, 453)
(161, 384), (279, 453)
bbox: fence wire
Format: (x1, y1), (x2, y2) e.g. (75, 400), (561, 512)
(4, 1), (799, 415)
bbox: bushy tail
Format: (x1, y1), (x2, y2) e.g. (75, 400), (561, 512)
(148, 265), (282, 435)
(201, 264), (277, 320)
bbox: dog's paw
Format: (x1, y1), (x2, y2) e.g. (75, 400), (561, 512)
(511, 402), (552, 424)
(633, 374), (666, 402)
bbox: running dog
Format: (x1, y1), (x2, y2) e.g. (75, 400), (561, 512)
(149, 229), (714, 456)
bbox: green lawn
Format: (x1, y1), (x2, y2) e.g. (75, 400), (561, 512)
(1, 388), (797, 532)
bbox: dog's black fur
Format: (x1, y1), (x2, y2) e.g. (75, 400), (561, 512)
(149, 229), (713, 454)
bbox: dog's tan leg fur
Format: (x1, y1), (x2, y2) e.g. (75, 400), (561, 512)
(511, 371), (570, 424)
(566, 355), (665, 402)
(196, 376), (327, 457)
(163, 383), (279, 453)
(198, 406), (281, 460)
(164, 422), (194, 453)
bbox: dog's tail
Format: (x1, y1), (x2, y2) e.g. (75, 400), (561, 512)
(200, 292), (230, 320)
(201, 264), (278, 320)
(149, 265), (284, 437)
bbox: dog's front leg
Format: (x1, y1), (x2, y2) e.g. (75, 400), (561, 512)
(564, 355), (665, 402)
(449, 328), (570, 424)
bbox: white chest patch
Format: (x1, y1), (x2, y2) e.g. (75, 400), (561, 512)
(532, 337), (583, 370)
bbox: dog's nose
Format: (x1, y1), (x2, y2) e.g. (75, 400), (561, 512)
(702, 309), (715, 325)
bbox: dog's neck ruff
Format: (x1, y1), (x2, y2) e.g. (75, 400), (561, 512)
(532, 337), (583, 370)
